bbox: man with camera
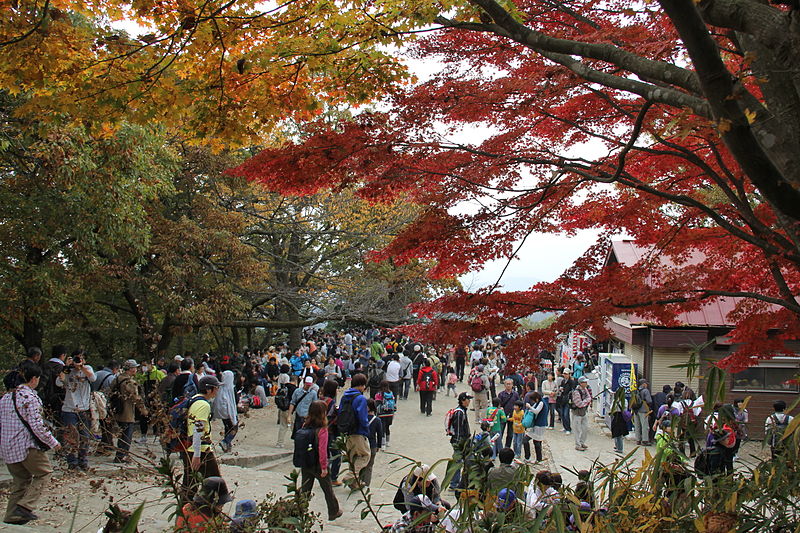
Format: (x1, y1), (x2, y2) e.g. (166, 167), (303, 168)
(55, 350), (96, 470)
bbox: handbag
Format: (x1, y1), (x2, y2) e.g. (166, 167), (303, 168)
(12, 390), (51, 451)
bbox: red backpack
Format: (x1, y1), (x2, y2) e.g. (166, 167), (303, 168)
(419, 369), (436, 391)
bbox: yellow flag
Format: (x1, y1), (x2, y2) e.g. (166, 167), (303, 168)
(629, 362), (637, 392)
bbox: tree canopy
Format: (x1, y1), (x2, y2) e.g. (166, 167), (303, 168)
(231, 0), (800, 370)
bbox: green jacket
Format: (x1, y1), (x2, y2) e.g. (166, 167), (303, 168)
(485, 406), (507, 432)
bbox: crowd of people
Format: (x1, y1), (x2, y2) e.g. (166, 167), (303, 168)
(0, 330), (796, 531)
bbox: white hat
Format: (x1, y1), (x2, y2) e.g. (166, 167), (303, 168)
(413, 344), (422, 352)
(304, 376), (314, 384)
(174, 354), (184, 362)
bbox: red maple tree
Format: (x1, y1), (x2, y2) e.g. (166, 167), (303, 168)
(230, 0), (800, 371)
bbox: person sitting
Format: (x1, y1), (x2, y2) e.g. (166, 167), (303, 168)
(486, 448), (519, 495)
(174, 476), (232, 532)
(394, 464), (451, 514)
(389, 495), (440, 533)
(525, 470), (558, 520)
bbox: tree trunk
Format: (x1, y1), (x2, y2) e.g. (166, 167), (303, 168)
(231, 326), (241, 352)
(21, 316), (43, 350)
(246, 327), (253, 351)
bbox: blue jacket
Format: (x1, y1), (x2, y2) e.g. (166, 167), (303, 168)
(340, 388), (369, 437)
(290, 355), (303, 375)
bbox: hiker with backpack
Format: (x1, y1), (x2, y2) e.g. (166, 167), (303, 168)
(400, 351), (414, 400)
(416, 359), (439, 417)
(172, 358), (198, 402)
(468, 365), (490, 423)
(446, 392), (472, 491)
(631, 379), (653, 446)
(181, 375), (222, 503)
(375, 380), (396, 448)
(765, 400), (794, 460)
(289, 376), (319, 439)
(367, 359), (386, 399)
(338, 373), (370, 489)
(274, 374), (297, 448)
(360, 399), (385, 486)
(111, 359), (147, 464)
(570, 376), (593, 451)
(293, 400), (343, 521)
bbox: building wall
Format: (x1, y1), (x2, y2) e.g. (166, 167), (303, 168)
(651, 347), (699, 391)
(623, 342), (698, 391)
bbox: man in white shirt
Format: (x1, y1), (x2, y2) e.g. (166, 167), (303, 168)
(470, 348), (483, 367)
(385, 354), (402, 399)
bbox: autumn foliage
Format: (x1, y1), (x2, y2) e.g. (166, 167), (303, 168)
(231, 0), (800, 371)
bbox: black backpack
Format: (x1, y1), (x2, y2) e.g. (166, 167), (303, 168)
(107, 378), (124, 415)
(337, 395), (358, 435)
(293, 427), (319, 469)
(275, 383), (291, 411)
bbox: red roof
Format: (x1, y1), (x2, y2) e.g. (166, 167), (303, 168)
(607, 240), (740, 328)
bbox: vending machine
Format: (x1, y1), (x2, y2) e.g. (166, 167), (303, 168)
(595, 353), (637, 418)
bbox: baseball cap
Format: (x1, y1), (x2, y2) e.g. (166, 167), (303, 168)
(198, 375), (222, 392)
(174, 354), (184, 362)
(413, 344), (422, 352)
(578, 376), (589, 383)
(496, 488), (516, 511)
(407, 495), (439, 513)
(304, 376), (314, 384)
(458, 392), (473, 402)
(233, 499), (258, 520)
(122, 359), (140, 370)
(563, 367), (572, 373)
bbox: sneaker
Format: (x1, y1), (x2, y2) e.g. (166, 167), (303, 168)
(13, 506), (38, 522)
(219, 441), (232, 453)
(331, 480), (343, 487)
(565, 431), (571, 435)
(580, 445), (588, 451)
(135, 437), (148, 445)
(575, 445), (584, 451)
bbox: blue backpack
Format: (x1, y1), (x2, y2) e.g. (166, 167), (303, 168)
(165, 396), (209, 453)
(378, 392), (396, 415)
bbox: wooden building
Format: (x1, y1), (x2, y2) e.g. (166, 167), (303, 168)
(602, 240), (799, 439)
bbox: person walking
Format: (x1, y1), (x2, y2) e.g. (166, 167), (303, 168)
(275, 375), (296, 448)
(399, 352), (413, 400)
(182, 375), (222, 503)
(609, 390), (629, 454)
(541, 373), (557, 429)
(447, 392), (472, 491)
(338, 374), (370, 489)
(632, 379), (653, 445)
(526, 392), (548, 462)
(557, 368), (576, 434)
(416, 359), (438, 417)
(212, 370), (238, 453)
(55, 351), (96, 470)
(765, 400), (794, 460)
(375, 380), (396, 448)
(293, 400), (343, 521)
(0, 365), (60, 525)
(469, 365), (490, 423)
(571, 377), (592, 451)
(497, 378), (520, 448)
(385, 354), (402, 400)
(112, 359), (147, 464)
(454, 346), (467, 382)
(289, 376), (318, 439)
